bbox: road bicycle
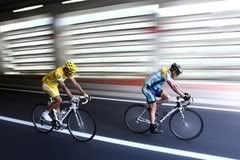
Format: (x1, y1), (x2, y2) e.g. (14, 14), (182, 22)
(32, 96), (96, 142)
(124, 96), (203, 140)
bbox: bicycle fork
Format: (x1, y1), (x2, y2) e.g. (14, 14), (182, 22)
(179, 107), (189, 127)
(74, 109), (84, 128)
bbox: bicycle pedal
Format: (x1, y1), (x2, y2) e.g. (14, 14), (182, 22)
(40, 117), (44, 125)
(40, 117), (52, 124)
(59, 126), (67, 130)
(40, 117), (45, 121)
(60, 123), (67, 128)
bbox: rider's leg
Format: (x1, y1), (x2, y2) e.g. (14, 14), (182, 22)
(42, 96), (62, 121)
(49, 96), (62, 120)
(47, 96), (62, 111)
(157, 91), (170, 105)
(149, 90), (170, 134)
(149, 102), (157, 124)
(154, 91), (170, 119)
(142, 86), (156, 123)
(149, 90), (171, 124)
(51, 96), (66, 128)
(149, 101), (163, 134)
(42, 84), (62, 121)
(142, 85), (161, 134)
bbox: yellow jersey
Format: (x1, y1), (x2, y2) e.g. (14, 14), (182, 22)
(42, 67), (68, 88)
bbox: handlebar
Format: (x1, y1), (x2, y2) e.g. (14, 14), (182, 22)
(78, 95), (91, 105)
(71, 95), (91, 105)
(176, 95), (194, 107)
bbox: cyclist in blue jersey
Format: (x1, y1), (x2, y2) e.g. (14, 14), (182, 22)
(142, 63), (191, 134)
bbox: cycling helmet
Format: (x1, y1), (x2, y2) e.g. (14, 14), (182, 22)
(170, 63), (183, 76)
(64, 61), (77, 73)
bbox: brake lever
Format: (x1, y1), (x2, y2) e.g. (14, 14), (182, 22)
(79, 95), (91, 105)
(184, 97), (193, 106)
(81, 98), (88, 105)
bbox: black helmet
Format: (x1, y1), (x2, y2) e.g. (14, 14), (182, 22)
(170, 63), (183, 76)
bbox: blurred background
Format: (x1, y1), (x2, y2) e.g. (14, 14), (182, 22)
(1, 1), (240, 160)
(0, 0), (239, 109)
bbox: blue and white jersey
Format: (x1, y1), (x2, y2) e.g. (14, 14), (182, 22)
(144, 67), (172, 91)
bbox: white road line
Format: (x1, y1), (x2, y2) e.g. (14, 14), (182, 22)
(0, 115), (236, 160)
(0, 87), (240, 112)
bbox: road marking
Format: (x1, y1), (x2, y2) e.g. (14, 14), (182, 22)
(0, 87), (240, 112)
(0, 115), (236, 160)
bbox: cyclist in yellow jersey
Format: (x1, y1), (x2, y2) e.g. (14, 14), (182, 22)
(142, 63), (191, 134)
(41, 61), (89, 122)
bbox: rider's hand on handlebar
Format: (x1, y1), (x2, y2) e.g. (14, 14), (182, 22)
(83, 93), (90, 100)
(183, 93), (191, 101)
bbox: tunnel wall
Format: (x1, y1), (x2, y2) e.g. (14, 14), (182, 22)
(0, 1), (240, 81)
(0, 1), (239, 109)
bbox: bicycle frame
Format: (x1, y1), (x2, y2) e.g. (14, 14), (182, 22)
(51, 100), (83, 127)
(60, 102), (77, 122)
(137, 98), (188, 125)
(124, 97), (203, 140)
(159, 107), (179, 124)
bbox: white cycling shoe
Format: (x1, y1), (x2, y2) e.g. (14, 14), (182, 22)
(42, 111), (52, 121)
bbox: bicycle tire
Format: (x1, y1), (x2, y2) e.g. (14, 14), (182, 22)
(32, 104), (54, 133)
(67, 109), (96, 142)
(124, 104), (150, 134)
(169, 108), (204, 140)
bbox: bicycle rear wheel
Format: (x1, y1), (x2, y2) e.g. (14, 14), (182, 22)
(169, 108), (203, 140)
(67, 109), (96, 142)
(32, 104), (54, 133)
(124, 104), (150, 133)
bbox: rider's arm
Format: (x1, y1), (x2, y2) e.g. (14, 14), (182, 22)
(166, 80), (185, 97)
(69, 77), (87, 96)
(58, 80), (74, 99)
(173, 82), (185, 94)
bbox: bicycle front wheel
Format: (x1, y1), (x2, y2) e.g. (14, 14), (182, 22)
(32, 104), (54, 133)
(169, 108), (203, 140)
(67, 109), (96, 142)
(124, 104), (150, 133)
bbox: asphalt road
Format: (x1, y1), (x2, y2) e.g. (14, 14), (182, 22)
(0, 89), (239, 160)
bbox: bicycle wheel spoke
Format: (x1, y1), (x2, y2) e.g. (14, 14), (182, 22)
(68, 109), (96, 142)
(124, 104), (150, 133)
(32, 104), (54, 133)
(76, 111), (84, 127)
(169, 109), (203, 140)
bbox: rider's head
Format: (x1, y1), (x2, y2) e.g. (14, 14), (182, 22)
(63, 60), (77, 77)
(169, 63), (183, 80)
